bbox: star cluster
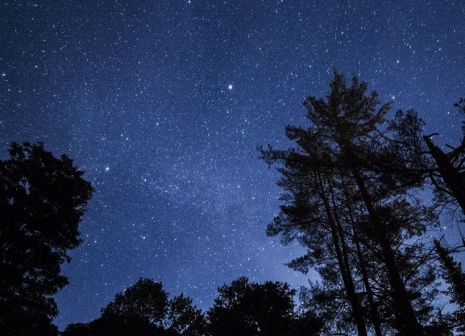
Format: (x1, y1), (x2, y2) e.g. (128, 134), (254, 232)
(1, 0), (465, 329)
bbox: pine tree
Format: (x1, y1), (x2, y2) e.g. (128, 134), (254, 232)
(261, 72), (438, 335)
(434, 239), (465, 332)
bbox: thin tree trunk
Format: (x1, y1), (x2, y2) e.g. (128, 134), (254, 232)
(318, 173), (368, 336)
(352, 170), (424, 336)
(353, 227), (384, 336)
(342, 185), (384, 336)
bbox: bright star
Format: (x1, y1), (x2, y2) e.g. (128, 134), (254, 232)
(228, 84), (233, 90)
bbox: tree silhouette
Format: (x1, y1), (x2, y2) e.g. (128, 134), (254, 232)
(260, 72), (439, 335)
(434, 239), (465, 334)
(62, 278), (205, 336)
(207, 277), (322, 336)
(0, 142), (93, 336)
(165, 293), (207, 335)
(101, 278), (168, 327)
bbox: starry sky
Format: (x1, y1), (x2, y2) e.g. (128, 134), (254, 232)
(1, 0), (465, 330)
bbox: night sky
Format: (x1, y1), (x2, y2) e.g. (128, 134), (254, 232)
(1, 0), (465, 330)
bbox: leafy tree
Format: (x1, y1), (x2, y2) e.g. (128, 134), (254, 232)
(101, 278), (169, 327)
(207, 277), (322, 336)
(261, 72), (439, 335)
(62, 278), (205, 336)
(0, 142), (93, 336)
(59, 323), (91, 336)
(62, 314), (164, 336)
(165, 293), (207, 336)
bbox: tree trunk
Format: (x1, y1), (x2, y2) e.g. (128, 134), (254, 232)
(352, 170), (424, 336)
(353, 231), (383, 336)
(343, 185), (383, 336)
(424, 136), (465, 215)
(318, 174), (368, 336)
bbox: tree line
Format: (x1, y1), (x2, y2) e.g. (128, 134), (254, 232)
(61, 276), (322, 336)
(0, 142), (322, 335)
(2, 72), (465, 335)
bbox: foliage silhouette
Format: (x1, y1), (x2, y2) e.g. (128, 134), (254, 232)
(260, 72), (440, 335)
(207, 276), (322, 336)
(434, 239), (465, 334)
(62, 278), (206, 336)
(0, 142), (93, 336)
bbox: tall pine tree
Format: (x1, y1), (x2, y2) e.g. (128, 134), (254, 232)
(261, 72), (438, 335)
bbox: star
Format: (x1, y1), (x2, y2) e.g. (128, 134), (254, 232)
(2, 0), (464, 330)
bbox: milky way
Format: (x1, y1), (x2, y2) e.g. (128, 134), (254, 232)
(1, 0), (464, 329)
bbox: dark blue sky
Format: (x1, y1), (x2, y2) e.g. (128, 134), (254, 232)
(1, 0), (465, 330)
